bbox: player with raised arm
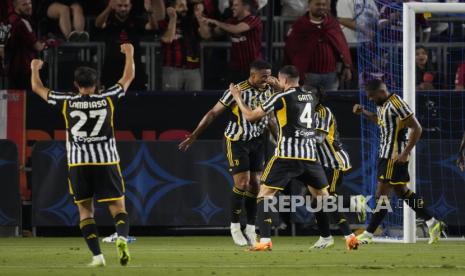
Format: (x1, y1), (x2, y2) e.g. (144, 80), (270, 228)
(179, 60), (276, 247)
(353, 79), (444, 245)
(30, 43), (135, 267)
(229, 65), (335, 251)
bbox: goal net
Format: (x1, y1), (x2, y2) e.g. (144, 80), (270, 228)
(358, 1), (465, 242)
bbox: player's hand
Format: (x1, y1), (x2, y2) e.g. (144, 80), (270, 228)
(457, 154), (465, 172)
(394, 152), (409, 163)
(353, 104), (363, 115)
(120, 43), (134, 56)
(266, 76), (283, 91)
(30, 59), (44, 71)
(167, 7), (177, 19)
(178, 134), (196, 152)
(229, 83), (242, 98)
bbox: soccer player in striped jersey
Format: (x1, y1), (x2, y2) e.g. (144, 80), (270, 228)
(229, 65), (334, 251)
(353, 79), (444, 245)
(179, 60), (275, 246)
(312, 86), (360, 249)
(30, 43), (135, 267)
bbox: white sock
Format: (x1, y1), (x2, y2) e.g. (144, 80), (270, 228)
(260, 238), (271, 243)
(93, 254), (104, 260)
(245, 224), (255, 231)
(426, 217), (437, 228)
(230, 222), (241, 229)
(364, 231), (374, 237)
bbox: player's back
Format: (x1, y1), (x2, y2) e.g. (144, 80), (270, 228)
(48, 84), (125, 165)
(264, 86), (318, 160)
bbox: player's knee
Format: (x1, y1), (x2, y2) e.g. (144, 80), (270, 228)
(70, 3), (83, 14)
(258, 187), (276, 198)
(233, 176), (249, 190)
(57, 5), (71, 18)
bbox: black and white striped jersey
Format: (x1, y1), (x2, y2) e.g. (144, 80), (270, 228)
(315, 104), (351, 171)
(377, 94), (413, 159)
(219, 80), (273, 141)
(47, 84), (125, 166)
(261, 87), (317, 161)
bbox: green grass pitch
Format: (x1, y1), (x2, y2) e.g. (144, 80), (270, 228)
(0, 236), (465, 275)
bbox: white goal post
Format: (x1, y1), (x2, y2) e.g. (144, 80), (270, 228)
(403, 2), (465, 243)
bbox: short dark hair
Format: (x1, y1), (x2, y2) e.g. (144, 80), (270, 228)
(364, 78), (384, 92)
(74, 66), (98, 88)
(250, 59), (272, 71)
(279, 65), (299, 79)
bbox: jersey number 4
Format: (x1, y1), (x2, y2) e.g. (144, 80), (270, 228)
(299, 103), (313, 128)
(70, 109), (107, 137)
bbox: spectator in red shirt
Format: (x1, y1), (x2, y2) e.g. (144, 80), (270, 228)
(158, 0), (211, 91)
(285, 0), (352, 91)
(37, 0), (89, 41)
(6, 0), (45, 90)
(204, 0), (262, 83)
(95, 0), (161, 90)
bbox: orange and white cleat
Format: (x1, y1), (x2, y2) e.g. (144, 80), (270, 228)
(346, 234), (359, 250)
(248, 240), (272, 251)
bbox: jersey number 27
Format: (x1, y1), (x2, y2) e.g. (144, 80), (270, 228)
(70, 109), (107, 137)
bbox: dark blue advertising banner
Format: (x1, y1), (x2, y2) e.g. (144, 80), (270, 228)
(0, 140), (21, 228)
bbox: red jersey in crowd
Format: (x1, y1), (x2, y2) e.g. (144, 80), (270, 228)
(6, 13), (39, 87)
(158, 17), (202, 69)
(285, 13), (352, 79)
(227, 15), (262, 73)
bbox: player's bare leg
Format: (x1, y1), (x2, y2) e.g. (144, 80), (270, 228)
(77, 199), (105, 267)
(108, 199), (131, 265)
(308, 186), (334, 250)
(392, 185), (444, 244)
(243, 172), (261, 246)
(229, 172), (250, 246)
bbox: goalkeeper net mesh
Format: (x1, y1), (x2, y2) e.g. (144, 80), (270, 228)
(357, 0), (465, 239)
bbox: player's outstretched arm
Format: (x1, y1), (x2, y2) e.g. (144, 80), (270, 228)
(178, 102), (226, 151)
(353, 104), (377, 123)
(30, 59), (49, 101)
(456, 132), (465, 171)
(229, 84), (266, 122)
(118, 43), (135, 92)
(394, 115), (422, 163)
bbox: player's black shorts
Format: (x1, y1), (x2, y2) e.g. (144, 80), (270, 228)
(224, 136), (265, 175)
(324, 167), (344, 195)
(68, 164), (125, 203)
(261, 157), (329, 190)
(377, 158), (410, 185)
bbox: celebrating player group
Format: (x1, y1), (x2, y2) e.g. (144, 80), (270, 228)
(30, 42), (446, 266)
